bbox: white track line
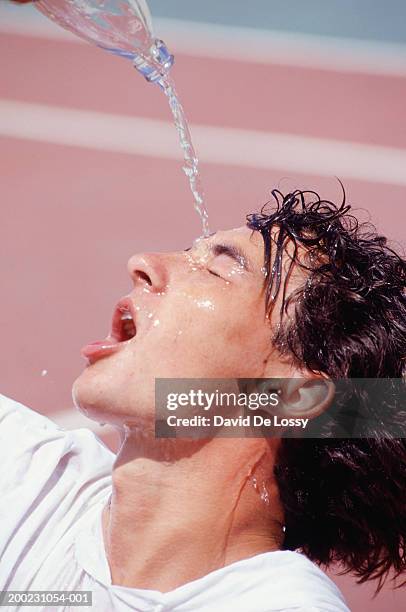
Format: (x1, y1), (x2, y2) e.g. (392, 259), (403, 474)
(1, 6), (406, 77)
(1, 99), (406, 187)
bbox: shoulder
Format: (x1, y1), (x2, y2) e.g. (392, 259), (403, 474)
(0, 393), (67, 488)
(199, 549), (350, 611)
(0, 393), (114, 511)
(0, 392), (60, 433)
(0, 393), (114, 486)
(0, 394), (114, 584)
(246, 550), (351, 612)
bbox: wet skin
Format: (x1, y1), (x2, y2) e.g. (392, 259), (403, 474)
(72, 226), (320, 591)
(73, 226), (288, 429)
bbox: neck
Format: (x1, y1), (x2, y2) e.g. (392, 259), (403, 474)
(103, 430), (284, 591)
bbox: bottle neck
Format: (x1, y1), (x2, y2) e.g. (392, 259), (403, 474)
(133, 39), (174, 83)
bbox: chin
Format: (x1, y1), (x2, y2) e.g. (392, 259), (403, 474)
(71, 360), (116, 419)
(72, 367), (111, 423)
(71, 362), (155, 430)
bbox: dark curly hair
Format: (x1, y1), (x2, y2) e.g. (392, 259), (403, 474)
(246, 186), (406, 591)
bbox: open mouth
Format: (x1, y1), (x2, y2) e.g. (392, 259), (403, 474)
(111, 298), (137, 343)
(120, 311), (137, 340)
(81, 297), (138, 363)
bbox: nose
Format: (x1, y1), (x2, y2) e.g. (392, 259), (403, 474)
(127, 253), (168, 293)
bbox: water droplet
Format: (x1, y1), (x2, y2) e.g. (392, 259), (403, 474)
(250, 475), (259, 491)
(196, 299), (215, 311)
(249, 474), (270, 506)
(41, 369), (48, 377)
(259, 482), (270, 505)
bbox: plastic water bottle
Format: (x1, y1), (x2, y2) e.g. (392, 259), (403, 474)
(34, 0), (174, 83)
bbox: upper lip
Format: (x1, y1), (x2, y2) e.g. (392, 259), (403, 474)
(110, 296), (137, 342)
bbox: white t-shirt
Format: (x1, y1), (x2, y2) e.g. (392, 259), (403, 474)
(0, 394), (350, 612)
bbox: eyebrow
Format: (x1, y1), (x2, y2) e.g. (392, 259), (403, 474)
(185, 238), (252, 272)
(211, 243), (251, 271)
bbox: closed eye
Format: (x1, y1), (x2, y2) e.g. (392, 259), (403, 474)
(208, 269), (222, 278)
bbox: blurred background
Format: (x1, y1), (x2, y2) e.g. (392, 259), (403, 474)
(1, 1), (405, 609)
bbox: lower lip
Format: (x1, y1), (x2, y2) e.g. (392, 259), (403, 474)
(81, 339), (123, 364)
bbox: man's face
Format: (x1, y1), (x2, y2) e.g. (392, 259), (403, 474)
(73, 226), (282, 426)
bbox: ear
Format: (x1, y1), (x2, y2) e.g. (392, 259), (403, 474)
(277, 377), (335, 420)
(253, 363), (334, 420)
(257, 353), (335, 420)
